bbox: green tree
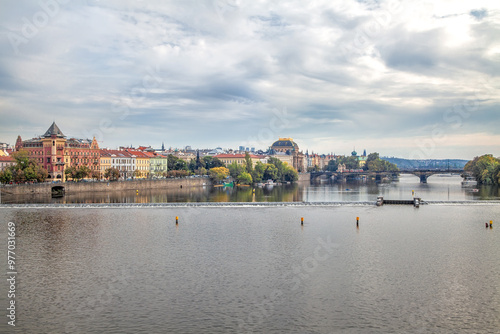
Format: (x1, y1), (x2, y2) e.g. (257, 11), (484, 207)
(364, 152), (398, 172)
(76, 166), (91, 180)
(202, 156), (224, 170)
(268, 157), (287, 181)
(465, 154), (500, 185)
(228, 161), (245, 180)
(265, 157), (299, 182)
(307, 166), (319, 172)
(244, 152), (253, 174)
(209, 167), (230, 183)
(343, 156), (359, 169)
(65, 166), (91, 181)
(283, 166), (299, 182)
(167, 155), (188, 171)
(12, 168), (26, 183)
(91, 171), (101, 180)
(366, 152), (380, 162)
(9, 150), (48, 182)
(65, 166), (76, 180)
(168, 170), (190, 178)
(104, 167), (120, 181)
(263, 164), (278, 181)
(188, 159), (197, 173)
(252, 161), (266, 183)
(0, 169), (13, 184)
(195, 167), (207, 176)
(238, 171), (253, 185)
(325, 159), (339, 172)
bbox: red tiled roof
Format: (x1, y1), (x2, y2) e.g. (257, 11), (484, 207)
(215, 154), (261, 159)
(142, 151), (156, 158)
(100, 149), (133, 158)
(0, 156), (15, 162)
(124, 150), (152, 158)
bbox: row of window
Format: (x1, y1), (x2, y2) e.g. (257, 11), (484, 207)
(222, 159), (245, 164)
(0, 162), (15, 169)
(69, 151), (98, 157)
(24, 149), (99, 157)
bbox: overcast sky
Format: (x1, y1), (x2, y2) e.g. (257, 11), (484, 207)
(1, 0), (499, 159)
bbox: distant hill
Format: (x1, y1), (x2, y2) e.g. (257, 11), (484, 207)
(381, 157), (468, 170)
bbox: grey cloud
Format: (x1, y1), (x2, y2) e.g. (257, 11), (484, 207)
(470, 9), (488, 21)
(0, 1), (499, 158)
(377, 27), (443, 73)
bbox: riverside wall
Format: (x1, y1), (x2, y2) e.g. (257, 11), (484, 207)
(0, 178), (210, 196)
(298, 173), (310, 182)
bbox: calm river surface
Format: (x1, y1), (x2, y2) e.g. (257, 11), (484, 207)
(2, 175), (500, 204)
(1, 176), (499, 333)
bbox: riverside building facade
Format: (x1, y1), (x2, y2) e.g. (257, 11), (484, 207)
(14, 122), (100, 180)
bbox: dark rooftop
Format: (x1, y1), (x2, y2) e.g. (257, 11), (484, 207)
(43, 122), (65, 138)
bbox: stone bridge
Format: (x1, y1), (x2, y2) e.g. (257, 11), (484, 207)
(399, 169), (465, 183)
(311, 169), (465, 183)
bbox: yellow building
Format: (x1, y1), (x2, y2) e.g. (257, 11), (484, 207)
(268, 154), (293, 167)
(99, 150), (112, 177)
(127, 150), (151, 178)
(215, 154), (264, 167)
(351, 150), (367, 167)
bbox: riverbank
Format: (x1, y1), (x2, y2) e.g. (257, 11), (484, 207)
(0, 173), (311, 197)
(0, 177), (210, 196)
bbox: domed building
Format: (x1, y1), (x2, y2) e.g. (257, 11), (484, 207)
(271, 138), (299, 154)
(270, 138), (304, 172)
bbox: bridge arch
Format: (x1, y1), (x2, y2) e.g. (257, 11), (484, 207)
(51, 185), (65, 197)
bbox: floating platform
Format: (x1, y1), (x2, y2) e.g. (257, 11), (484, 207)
(377, 196), (421, 207)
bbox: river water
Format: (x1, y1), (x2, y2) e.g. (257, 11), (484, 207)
(2, 175), (499, 204)
(1, 175), (499, 333)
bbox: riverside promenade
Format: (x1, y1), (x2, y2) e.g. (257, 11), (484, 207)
(0, 177), (210, 196)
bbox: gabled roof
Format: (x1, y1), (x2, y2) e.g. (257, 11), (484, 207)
(43, 122), (65, 138)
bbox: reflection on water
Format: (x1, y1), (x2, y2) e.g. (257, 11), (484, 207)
(1, 175), (499, 204)
(0, 205), (499, 333)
